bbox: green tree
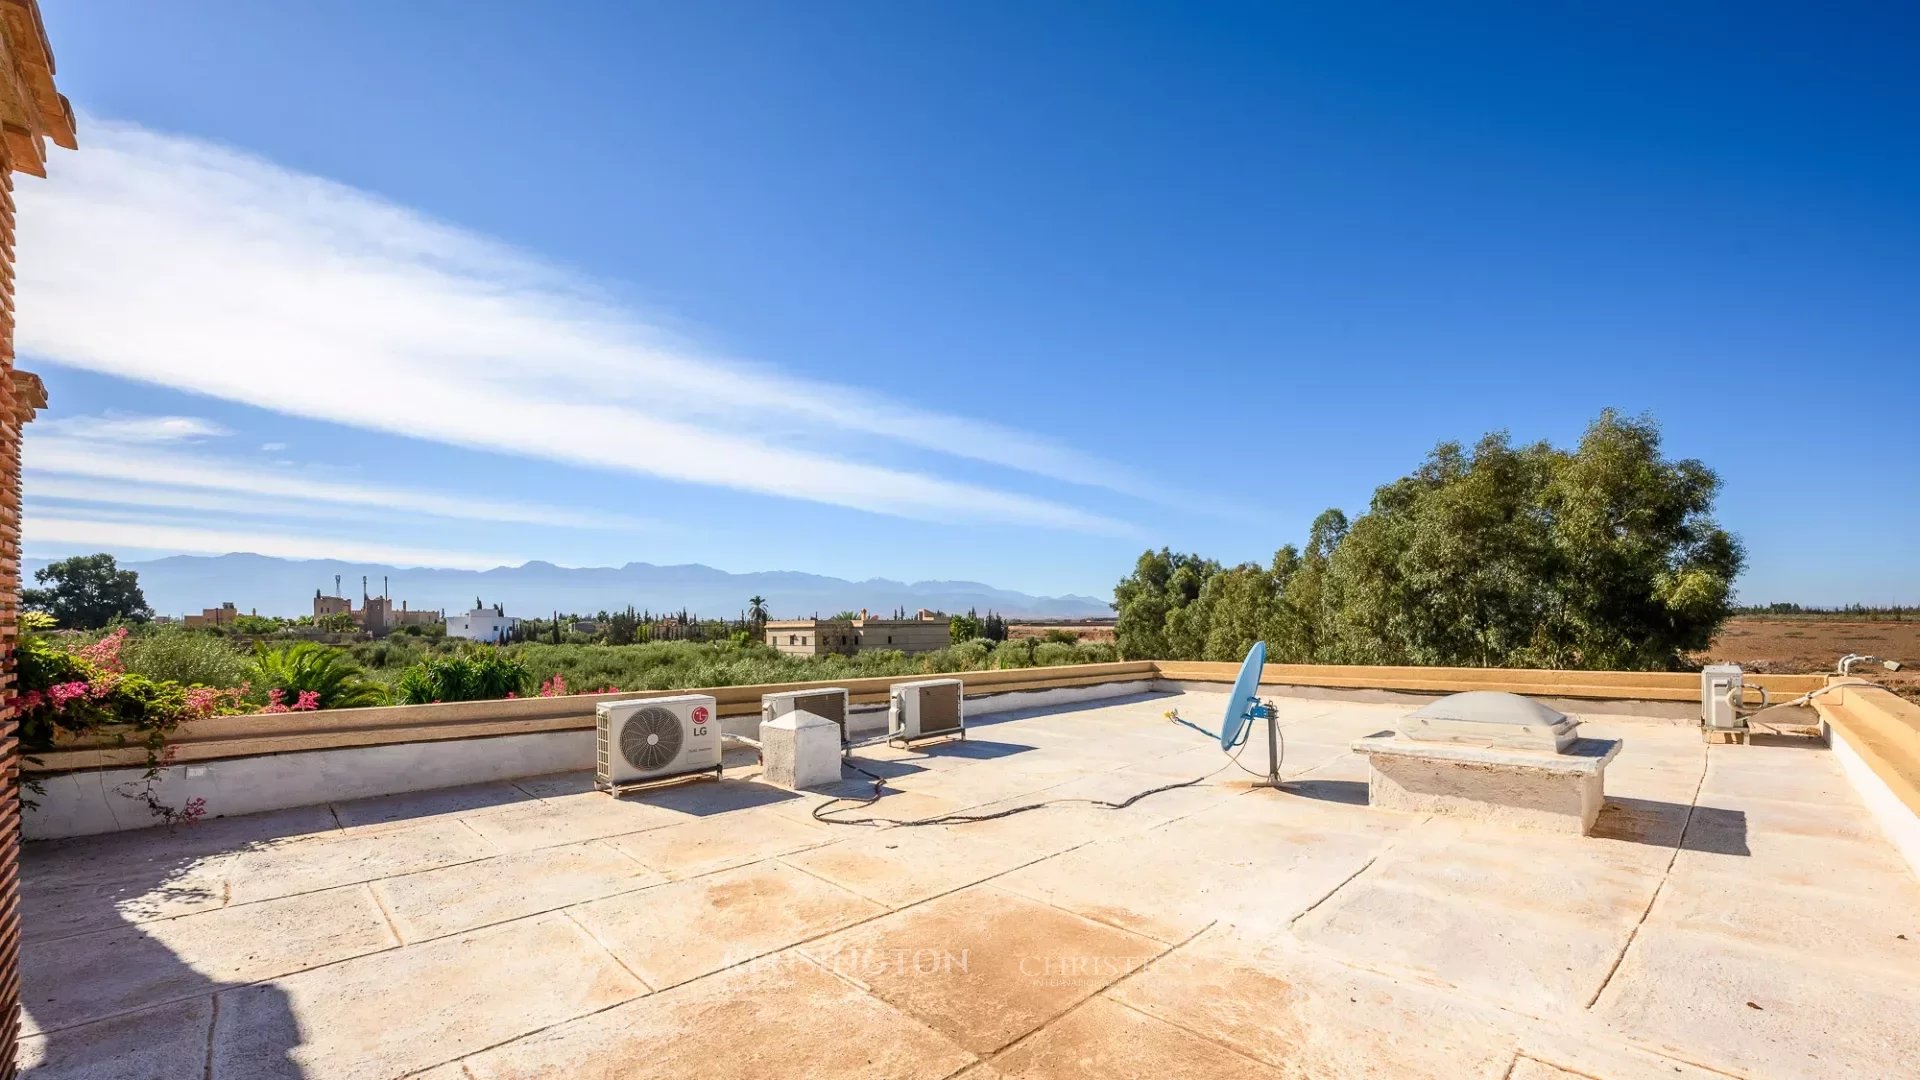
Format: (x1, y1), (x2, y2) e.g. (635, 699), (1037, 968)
(22, 553), (152, 629)
(949, 608), (983, 642)
(1111, 549), (1218, 659)
(1532, 411), (1743, 668)
(1110, 411), (1743, 672)
(605, 607), (640, 646)
(1280, 510), (1349, 662)
(747, 595), (770, 631)
(231, 613), (286, 635)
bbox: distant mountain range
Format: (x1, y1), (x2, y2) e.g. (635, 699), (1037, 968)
(23, 553), (1113, 621)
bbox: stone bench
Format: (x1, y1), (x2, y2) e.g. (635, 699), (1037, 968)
(1352, 734), (1622, 834)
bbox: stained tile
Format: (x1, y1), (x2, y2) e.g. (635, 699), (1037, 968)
(458, 950), (971, 1080)
(570, 861), (880, 989)
(801, 885), (1165, 1054)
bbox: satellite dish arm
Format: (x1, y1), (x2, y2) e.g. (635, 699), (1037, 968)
(1164, 708), (1219, 741)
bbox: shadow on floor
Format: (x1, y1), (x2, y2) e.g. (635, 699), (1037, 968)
(1679, 805), (1752, 857)
(919, 738), (1039, 762)
(1591, 797), (1750, 855)
(1278, 778), (1370, 806)
(615, 774), (800, 817)
(1746, 731), (1826, 749)
(21, 809), (313, 1077)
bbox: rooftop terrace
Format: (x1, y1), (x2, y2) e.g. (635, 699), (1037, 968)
(19, 687), (1920, 1079)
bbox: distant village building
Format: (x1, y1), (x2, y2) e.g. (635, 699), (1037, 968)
(313, 576), (443, 636)
(765, 609), (951, 657)
(448, 601), (519, 644)
(183, 602), (240, 629)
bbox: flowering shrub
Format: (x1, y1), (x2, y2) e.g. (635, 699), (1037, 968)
(536, 675), (621, 697)
(256, 688), (322, 714)
(11, 617), (249, 823)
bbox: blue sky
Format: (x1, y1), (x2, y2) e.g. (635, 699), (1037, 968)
(15, 2), (1918, 604)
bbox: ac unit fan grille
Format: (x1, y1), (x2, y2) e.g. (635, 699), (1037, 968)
(619, 705), (685, 771)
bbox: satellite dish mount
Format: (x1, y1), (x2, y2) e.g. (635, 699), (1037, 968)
(1166, 641), (1282, 788)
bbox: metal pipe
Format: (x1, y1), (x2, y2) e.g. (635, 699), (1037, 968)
(1837, 654), (1879, 676)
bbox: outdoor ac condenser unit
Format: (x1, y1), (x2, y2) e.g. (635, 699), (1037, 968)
(1701, 664), (1745, 730)
(763, 687), (851, 756)
(889, 678), (965, 746)
(597, 693), (723, 791)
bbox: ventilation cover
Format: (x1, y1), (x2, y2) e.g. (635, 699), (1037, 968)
(619, 705), (685, 771)
(1399, 691), (1576, 752)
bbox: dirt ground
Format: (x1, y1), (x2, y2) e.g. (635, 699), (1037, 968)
(1699, 617), (1919, 700)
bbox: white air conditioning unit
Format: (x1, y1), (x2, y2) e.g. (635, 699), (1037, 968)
(889, 678), (965, 746)
(763, 687), (851, 756)
(1701, 664), (1744, 730)
(597, 694), (723, 791)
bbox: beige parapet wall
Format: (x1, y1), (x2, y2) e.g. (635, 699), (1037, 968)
(1812, 679), (1920, 878)
(1155, 661), (1823, 702)
(32, 661), (1162, 772)
(31, 659), (1828, 775)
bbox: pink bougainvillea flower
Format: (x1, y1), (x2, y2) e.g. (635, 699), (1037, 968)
(47, 681), (90, 706)
(293, 690), (320, 712)
(76, 628), (129, 674)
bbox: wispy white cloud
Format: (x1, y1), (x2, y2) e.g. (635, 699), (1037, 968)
(41, 412), (229, 443)
(28, 475), (429, 528)
(26, 515), (519, 570)
(260, 441), (287, 452)
(25, 422), (649, 532)
(14, 118), (1141, 535)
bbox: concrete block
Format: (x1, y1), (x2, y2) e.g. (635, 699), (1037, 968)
(761, 709), (845, 791)
(1353, 736), (1621, 834)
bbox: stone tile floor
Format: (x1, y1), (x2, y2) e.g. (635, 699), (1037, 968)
(18, 690), (1920, 1079)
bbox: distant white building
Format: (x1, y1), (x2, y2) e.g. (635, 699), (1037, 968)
(447, 600), (519, 644)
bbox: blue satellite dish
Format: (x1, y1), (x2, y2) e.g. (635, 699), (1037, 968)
(1164, 641), (1283, 787)
(1220, 640), (1266, 750)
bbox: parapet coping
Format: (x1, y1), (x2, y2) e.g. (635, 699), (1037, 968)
(1351, 734), (1623, 775)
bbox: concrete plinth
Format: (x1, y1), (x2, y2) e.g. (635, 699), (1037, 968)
(760, 710), (844, 791)
(1352, 735), (1622, 834)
